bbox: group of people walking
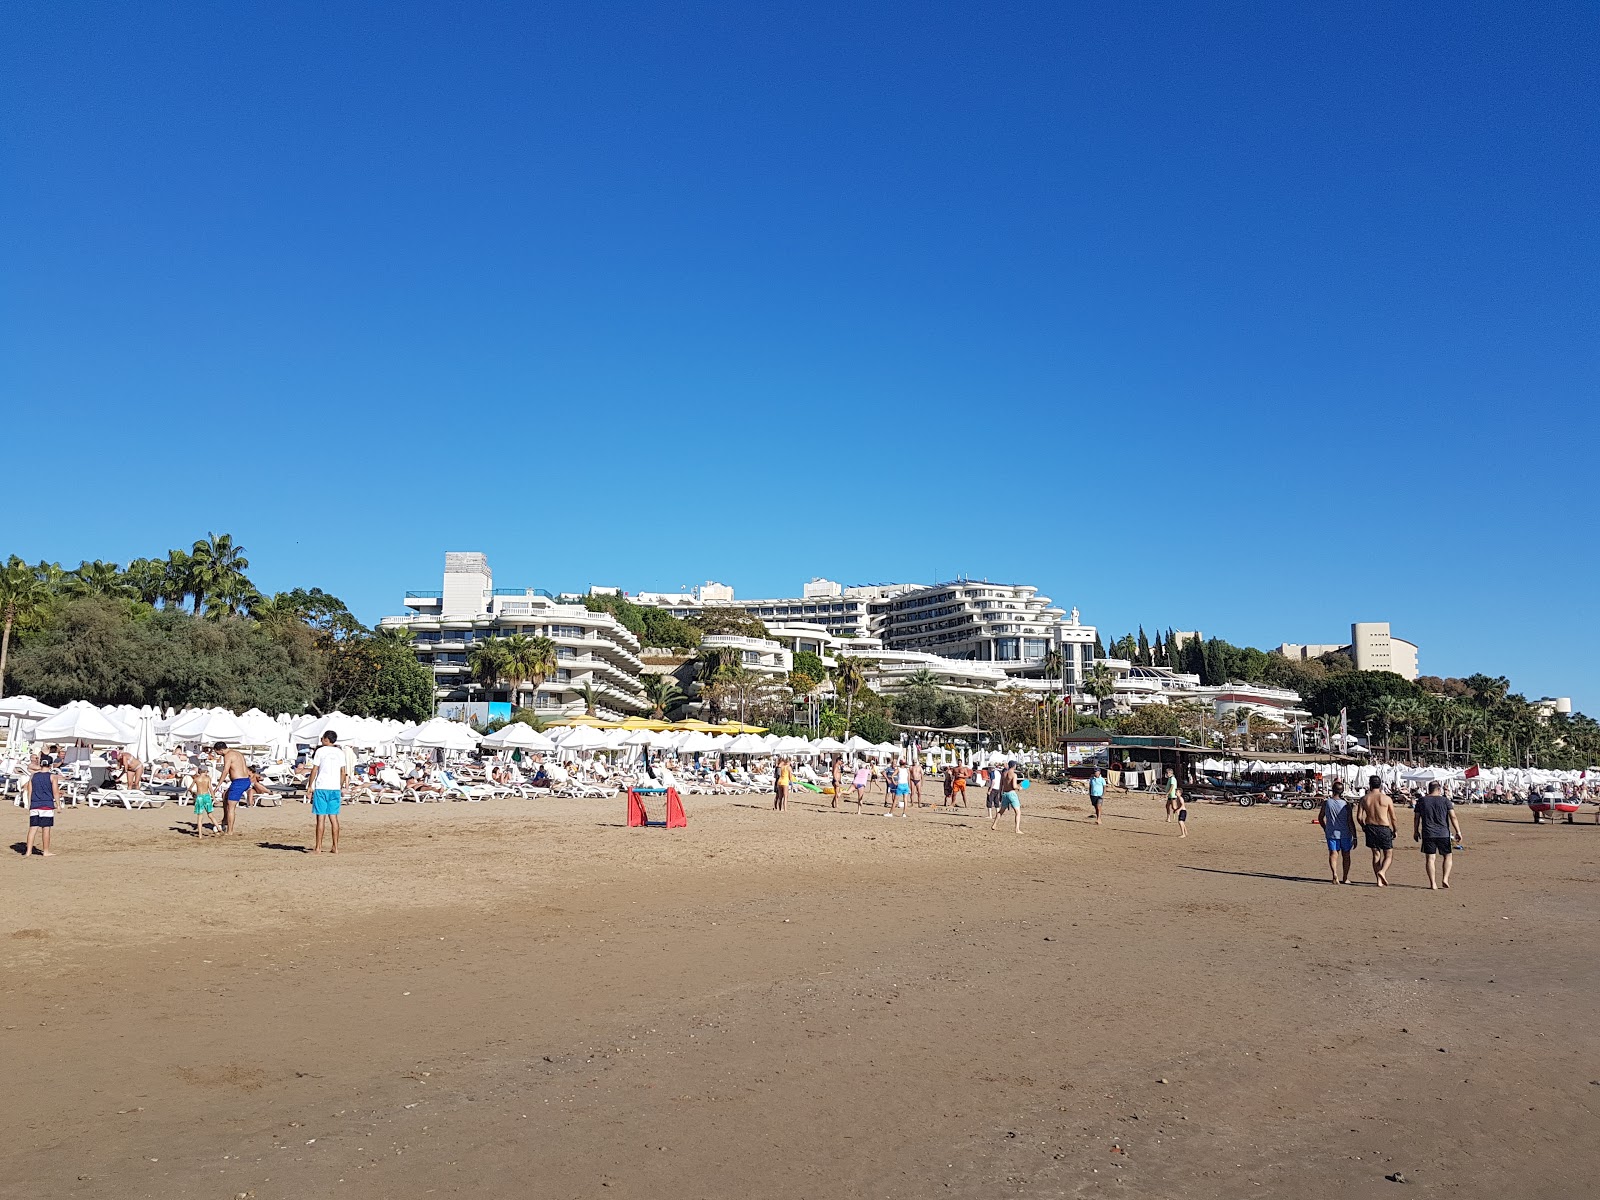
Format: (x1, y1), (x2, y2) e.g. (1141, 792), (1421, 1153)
(1317, 775), (1463, 889)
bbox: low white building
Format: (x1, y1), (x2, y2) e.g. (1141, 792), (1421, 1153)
(383, 553), (648, 720)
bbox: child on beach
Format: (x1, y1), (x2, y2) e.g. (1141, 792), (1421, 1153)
(190, 767), (221, 837)
(1175, 783), (1188, 838)
(24, 754), (60, 859)
(851, 762), (871, 812)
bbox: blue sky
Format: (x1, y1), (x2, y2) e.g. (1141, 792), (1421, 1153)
(4, 2), (1595, 707)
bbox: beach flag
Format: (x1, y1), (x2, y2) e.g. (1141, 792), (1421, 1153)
(1464, 765), (1480, 779)
(1339, 708), (1347, 751)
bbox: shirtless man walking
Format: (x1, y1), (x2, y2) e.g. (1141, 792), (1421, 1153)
(1353, 774), (1397, 887)
(214, 741), (252, 836)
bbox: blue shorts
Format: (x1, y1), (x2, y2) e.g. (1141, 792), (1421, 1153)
(226, 778), (252, 804)
(29, 810), (55, 827)
(1326, 835), (1354, 853)
(895, 783), (909, 796)
(312, 789), (342, 816)
(999, 791), (1020, 810)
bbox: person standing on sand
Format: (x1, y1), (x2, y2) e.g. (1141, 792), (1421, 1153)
(990, 760), (1022, 833)
(24, 754), (61, 858)
(215, 741), (251, 836)
(306, 730), (348, 854)
(830, 755), (843, 810)
(774, 757), (791, 812)
(892, 759), (911, 817)
(1317, 779), (1355, 883)
(1088, 768), (1105, 826)
(951, 762), (968, 808)
(1414, 782), (1462, 890)
(1354, 775), (1397, 886)
(1164, 770), (1181, 822)
(189, 765), (220, 838)
(908, 757), (924, 807)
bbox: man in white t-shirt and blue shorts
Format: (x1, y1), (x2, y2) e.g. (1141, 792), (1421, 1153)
(307, 730), (348, 854)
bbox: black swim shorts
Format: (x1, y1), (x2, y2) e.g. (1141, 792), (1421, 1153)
(1363, 823), (1396, 851)
(1420, 835), (1453, 855)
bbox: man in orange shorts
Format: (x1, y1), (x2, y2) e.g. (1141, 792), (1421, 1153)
(951, 763), (969, 808)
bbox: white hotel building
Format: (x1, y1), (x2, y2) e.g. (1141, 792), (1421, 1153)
(634, 577), (1101, 689)
(380, 553), (649, 720)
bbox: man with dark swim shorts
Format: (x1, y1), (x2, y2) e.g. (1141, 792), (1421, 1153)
(215, 741), (252, 836)
(1353, 774), (1397, 887)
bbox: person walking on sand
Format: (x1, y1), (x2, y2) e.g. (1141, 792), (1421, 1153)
(1088, 768), (1106, 826)
(990, 760), (1023, 834)
(830, 755), (843, 810)
(951, 762), (969, 808)
(1174, 779), (1189, 837)
(986, 765), (1003, 817)
(189, 765), (221, 838)
(851, 761), (871, 812)
(1317, 779), (1355, 883)
(1164, 769), (1181, 822)
(215, 741), (251, 836)
(908, 757), (924, 807)
(774, 757), (791, 812)
(1414, 781), (1463, 890)
(306, 730), (348, 854)
(23, 754), (61, 858)
(1354, 775), (1397, 886)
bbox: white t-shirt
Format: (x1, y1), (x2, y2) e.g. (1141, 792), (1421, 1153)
(311, 745), (346, 792)
(896, 766), (909, 787)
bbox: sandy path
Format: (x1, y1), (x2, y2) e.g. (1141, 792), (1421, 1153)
(3, 788), (1597, 1198)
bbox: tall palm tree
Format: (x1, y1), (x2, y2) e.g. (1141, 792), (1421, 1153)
(1369, 695), (1403, 761)
(468, 637), (513, 702)
(187, 532), (250, 615)
(835, 656), (866, 737)
(579, 682), (599, 718)
(66, 560), (131, 600)
(641, 673), (684, 719)
(161, 549), (194, 610)
(208, 572), (261, 618)
(122, 557), (167, 606)
(1084, 663), (1116, 714)
(503, 633), (558, 709)
(0, 557), (50, 699)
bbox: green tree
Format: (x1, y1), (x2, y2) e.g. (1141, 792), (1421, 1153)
(640, 672), (684, 718)
(66, 560), (131, 601)
(0, 557), (51, 698)
(161, 549), (194, 610)
(792, 650), (828, 683)
(122, 557), (168, 607)
(503, 633), (558, 710)
(835, 656), (867, 736)
(320, 634), (435, 720)
(187, 533), (250, 616)
(468, 637), (513, 701)
(1084, 663), (1116, 713)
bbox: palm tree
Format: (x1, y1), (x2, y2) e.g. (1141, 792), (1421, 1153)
(1369, 695), (1403, 761)
(1084, 663), (1116, 714)
(468, 637), (513, 702)
(641, 673), (684, 719)
(161, 549), (194, 610)
(579, 682), (599, 718)
(835, 656), (866, 737)
(0, 557), (50, 699)
(373, 624), (416, 642)
(503, 634), (558, 710)
(187, 532), (250, 615)
(122, 557), (167, 606)
(904, 667), (940, 691)
(66, 560), (131, 600)
(208, 571), (261, 618)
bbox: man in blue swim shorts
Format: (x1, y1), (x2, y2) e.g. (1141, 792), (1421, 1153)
(989, 761), (1023, 834)
(307, 730), (349, 854)
(214, 741), (253, 837)
(1317, 779), (1356, 884)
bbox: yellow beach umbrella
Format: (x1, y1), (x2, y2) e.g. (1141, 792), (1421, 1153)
(619, 717), (673, 731)
(546, 714), (622, 729)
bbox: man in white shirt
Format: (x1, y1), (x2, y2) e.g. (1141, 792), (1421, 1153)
(306, 730), (349, 854)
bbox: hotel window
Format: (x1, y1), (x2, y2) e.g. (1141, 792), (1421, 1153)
(995, 639), (1020, 661)
(557, 647), (576, 660)
(1023, 639), (1048, 661)
(742, 650), (762, 665)
(555, 669), (571, 683)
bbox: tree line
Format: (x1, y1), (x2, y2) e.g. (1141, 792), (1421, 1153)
(0, 536), (435, 720)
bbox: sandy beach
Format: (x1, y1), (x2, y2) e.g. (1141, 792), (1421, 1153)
(3, 787), (1597, 1199)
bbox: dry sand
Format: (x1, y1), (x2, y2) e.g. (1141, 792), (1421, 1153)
(2, 785), (1597, 1199)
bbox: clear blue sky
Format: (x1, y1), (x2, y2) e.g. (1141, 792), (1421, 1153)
(4, 2), (1595, 707)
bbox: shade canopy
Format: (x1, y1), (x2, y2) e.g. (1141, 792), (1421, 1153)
(31, 702), (130, 745)
(482, 723), (557, 751)
(0, 695), (59, 721)
(407, 717), (482, 751)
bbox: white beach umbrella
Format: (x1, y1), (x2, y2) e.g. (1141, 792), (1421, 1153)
(620, 729), (656, 748)
(812, 737), (847, 753)
(169, 708), (250, 745)
(31, 702), (131, 745)
(724, 733), (764, 754)
(560, 725), (607, 751)
(483, 723), (557, 751)
(408, 717), (482, 751)
(841, 735), (874, 753)
(295, 712), (382, 747)
(677, 730), (716, 754)
(0, 695), (58, 721)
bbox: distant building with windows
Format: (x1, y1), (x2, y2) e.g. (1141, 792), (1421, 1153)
(632, 577), (1099, 687)
(381, 553), (648, 719)
(1277, 622), (1419, 681)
